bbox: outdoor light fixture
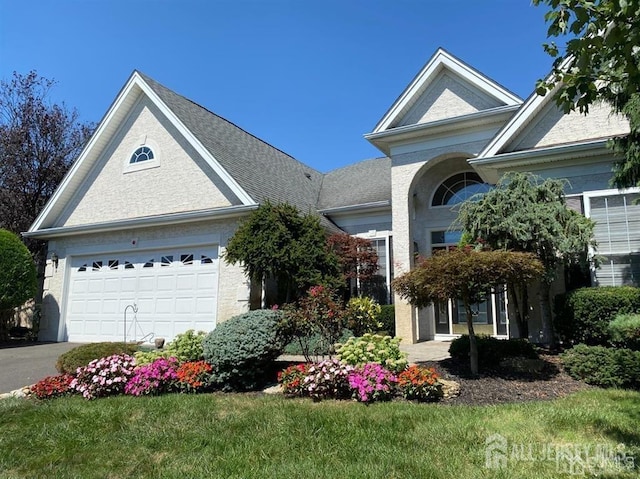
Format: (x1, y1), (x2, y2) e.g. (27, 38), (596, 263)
(50, 252), (59, 269)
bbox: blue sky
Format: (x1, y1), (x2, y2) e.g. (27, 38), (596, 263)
(0, 0), (554, 173)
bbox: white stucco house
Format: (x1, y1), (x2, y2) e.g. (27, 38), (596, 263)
(26, 49), (639, 344)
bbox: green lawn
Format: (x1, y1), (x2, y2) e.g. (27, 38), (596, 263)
(1, 389), (638, 479)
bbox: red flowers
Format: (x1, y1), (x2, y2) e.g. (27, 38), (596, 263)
(176, 360), (213, 392)
(397, 366), (443, 401)
(30, 374), (74, 400)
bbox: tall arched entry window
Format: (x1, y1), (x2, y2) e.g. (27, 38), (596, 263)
(431, 171), (491, 207)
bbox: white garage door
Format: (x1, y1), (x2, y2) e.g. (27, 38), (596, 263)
(66, 246), (219, 343)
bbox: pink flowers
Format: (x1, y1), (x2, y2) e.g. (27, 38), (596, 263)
(125, 357), (180, 396)
(348, 363), (397, 403)
(70, 354), (136, 400)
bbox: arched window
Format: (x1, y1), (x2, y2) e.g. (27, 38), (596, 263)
(431, 171), (491, 207)
(129, 146), (154, 164)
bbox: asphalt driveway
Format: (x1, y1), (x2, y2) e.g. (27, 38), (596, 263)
(0, 342), (81, 393)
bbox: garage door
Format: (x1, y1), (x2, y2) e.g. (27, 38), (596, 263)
(66, 246), (219, 343)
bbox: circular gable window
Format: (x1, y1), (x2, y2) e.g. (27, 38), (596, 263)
(129, 146), (155, 164)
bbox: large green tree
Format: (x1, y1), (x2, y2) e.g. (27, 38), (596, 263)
(393, 247), (543, 375)
(457, 172), (595, 345)
(0, 229), (37, 340)
(224, 202), (340, 305)
(0, 71), (93, 261)
(533, 0), (640, 188)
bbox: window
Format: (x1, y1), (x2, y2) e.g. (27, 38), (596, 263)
(587, 191), (640, 287)
(432, 172), (491, 207)
(129, 146), (154, 164)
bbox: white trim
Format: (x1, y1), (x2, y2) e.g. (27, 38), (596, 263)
(372, 48), (522, 133)
(124, 137), (161, 174)
(28, 72), (255, 234)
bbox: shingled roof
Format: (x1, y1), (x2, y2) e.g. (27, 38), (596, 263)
(139, 72), (324, 215)
(318, 157), (391, 211)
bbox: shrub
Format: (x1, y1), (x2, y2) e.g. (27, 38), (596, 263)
(448, 335), (538, 368)
(562, 344), (640, 389)
(397, 366), (443, 402)
(125, 357), (179, 396)
(346, 297), (382, 337)
(554, 286), (640, 345)
(165, 330), (207, 362)
(30, 374), (74, 400)
(348, 363), (397, 403)
(203, 309), (286, 391)
(0, 229), (37, 340)
(56, 342), (138, 374)
(282, 329), (353, 357)
(302, 359), (353, 400)
(133, 349), (172, 366)
(278, 363), (312, 397)
(70, 354), (136, 400)
(336, 333), (408, 373)
(377, 304), (395, 336)
(176, 360), (214, 393)
(283, 285), (347, 362)
(609, 313), (640, 350)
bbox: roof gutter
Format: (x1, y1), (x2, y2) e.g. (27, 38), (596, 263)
(24, 204), (259, 239)
(319, 200), (391, 215)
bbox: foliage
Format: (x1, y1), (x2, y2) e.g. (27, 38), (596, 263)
(554, 286), (640, 345)
(457, 172), (595, 343)
(125, 357), (179, 396)
(277, 363), (311, 397)
(448, 335), (539, 368)
(283, 285), (347, 361)
(345, 296), (382, 336)
(376, 304), (395, 336)
(224, 201), (340, 304)
(336, 333), (408, 373)
(56, 342), (138, 374)
(203, 309), (286, 391)
(348, 363), (397, 403)
(70, 354), (136, 400)
(609, 313), (640, 351)
(327, 233), (379, 296)
(533, 0), (640, 188)
(0, 229), (37, 340)
(0, 71), (93, 258)
(393, 246), (543, 373)
(397, 366), (443, 402)
(282, 328), (353, 357)
(176, 360), (214, 393)
(29, 374), (74, 400)
(302, 359), (353, 400)
(165, 329), (206, 362)
(562, 344), (640, 389)
(133, 349), (172, 366)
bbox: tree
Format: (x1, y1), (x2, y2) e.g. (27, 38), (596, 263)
(0, 229), (37, 340)
(327, 233), (379, 299)
(0, 71), (93, 260)
(533, 0), (640, 188)
(393, 247), (543, 375)
(457, 172), (596, 344)
(224, 201), (340, 305)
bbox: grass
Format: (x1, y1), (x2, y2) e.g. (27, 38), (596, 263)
(0, 389), (639, 478)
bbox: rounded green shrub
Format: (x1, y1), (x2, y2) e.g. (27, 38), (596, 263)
(448, 335), (538, 368)
(609, 314), (640, 351)
(56, 342), (138, 374)
(376, 304), (396, 336)
(203, 309), (286, 391)
(336, 333), (408, 373)
(562, 344), (640, 389)
(554, 286), (640, 346)
(165, 329), (207, 362)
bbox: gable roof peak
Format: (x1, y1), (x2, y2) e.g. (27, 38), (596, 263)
(371, 48), (522, 134)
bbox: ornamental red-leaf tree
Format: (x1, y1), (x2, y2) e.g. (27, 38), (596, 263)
(327, 233), (379, 299)
(392, 247), (543, 375)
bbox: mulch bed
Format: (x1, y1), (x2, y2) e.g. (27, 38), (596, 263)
(417, 354), (590, 406)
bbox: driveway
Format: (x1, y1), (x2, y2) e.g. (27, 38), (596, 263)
(0, 342), (81, 394)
